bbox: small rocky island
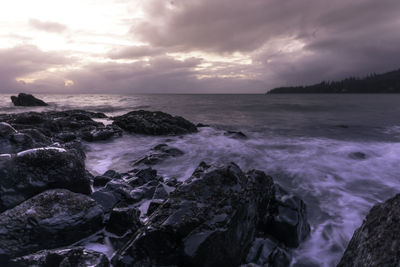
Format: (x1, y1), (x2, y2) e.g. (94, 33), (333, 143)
(0, 96), (398, 266)
(10, 93), (48, 106)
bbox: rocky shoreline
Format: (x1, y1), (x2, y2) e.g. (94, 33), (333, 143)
(0, 107), (397, 266)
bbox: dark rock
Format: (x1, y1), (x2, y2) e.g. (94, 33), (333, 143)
(91, 191), (119, 212)
(147, 199), (164, 216)
(261, 184), (310, 248)
(0, 123), (51, 154)
(93, 175), (113, 187)
(196, 123), (210, 128)
(133, 144), (184, 166)
(0, 147), (91, 212)
(127, 168), (159, 187)
(81, 125), (122, 142)
(112, 110), (197, 135)
(10, 247), (109, 267)
(338, 193), (400, 267)
(10, 93), (48, 106)
(103, 169), (122, 179)
(224, 130), (248, 139)
(348, 152), (367, 160)
(0, 189), (104, 259)
(0, 110), (116, 144)
(152, 183), (172, 200)
(106, 206), (142, 236)
(112, 162), (276, 267)
(244, 238), (291, 267)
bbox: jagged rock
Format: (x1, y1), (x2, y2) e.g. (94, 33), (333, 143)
(0, 122), (51, 154)
(0, 189), (104, 261)
(0, 147), (91, 212)
(261, 185), (310, 248)
(112, 110), (197, 135)
(0, 110), (118, 143)
(224, 130), (248, 139)
(146, 199), (164, 216)
(106, 205), (142, 236)
(243, 238), (291, 267)
(127, 168), (159, 187)
(338, 194), (400, 267)
(10, 93), (48, 106)
(93, 175), (113, 188)
(112, 162), (276, 267)
(133, 144), (184, 166)
(10, 247), (109, 267)
(152, 183), (171, 200)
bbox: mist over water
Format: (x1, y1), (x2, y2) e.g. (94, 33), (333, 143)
(1, 93), (400, 266)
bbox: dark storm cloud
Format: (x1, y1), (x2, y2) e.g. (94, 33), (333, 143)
(134, 0), (400, 90)
(29, 19), (67, 33)
(0, 45), (71, 93)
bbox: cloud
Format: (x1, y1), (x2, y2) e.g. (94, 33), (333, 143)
(0, 45), (71, 93)
(29, 19), (67, 33)
(108, 45), (164, 59)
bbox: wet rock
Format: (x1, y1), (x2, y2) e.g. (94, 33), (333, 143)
(91, 191), (119, 212)
(127, 168), (159, 187)
(0, 147), (91, 212)
(348, 152), (367, 160)
(112, 162), (276, 267)
(152, 183), (171, 200)
(106, 205), (142, 236)
(10, 93), (48, 106)
(224, 130), (248, 139)
(0, 189), (104, 260)
(196, 123), (210, 128)
(261, 185), (310, 248)
(93, 175), (113, 187)
(103, 169), (122, 179)
(80, 125), (122, 142)
(146, 199), (164, 216)
(112, 110), (197, 135)
(243, 238), (291, 267)
(0, 123), (51, 154)
(338, 193), (400, 267)
(10, 247), (109, 267)
(0, 110), (116, 143)
(133, 144), (184, 166)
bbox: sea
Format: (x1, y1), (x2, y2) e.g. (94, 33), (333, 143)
(1, 93), (400, 267)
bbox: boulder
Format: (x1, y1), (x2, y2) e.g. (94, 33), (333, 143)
(243, 238), (291, 267)
(10, 93), (48, 106)
(112, 162), (276, 267)
(10, 247), (109, 267)
(112, 110), (197, 135)
(0, 147), (91, 212)
(260, 185), (310, 248)
(337, 194), (400, 267)
(106, 205), (142, 236)
(0, 189), (104, 260)
(133, 144), (184, 166)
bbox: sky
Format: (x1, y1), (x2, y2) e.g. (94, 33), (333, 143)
(0, 0), (399, 94)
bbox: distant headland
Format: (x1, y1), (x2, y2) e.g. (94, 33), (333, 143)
(267, 69), (400, 94)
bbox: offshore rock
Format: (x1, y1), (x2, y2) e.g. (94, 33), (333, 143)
(0, 147), (90, 212)
(0, 189), (104, 260)
(10, 93), (48, 106)
(112, 162), (276, 267)
(337, 194), (400, 267)
(10, 247), (109, 267)
(112, 110), (197, 135)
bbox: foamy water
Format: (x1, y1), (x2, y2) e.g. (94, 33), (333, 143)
(1, 93), (400, 266)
